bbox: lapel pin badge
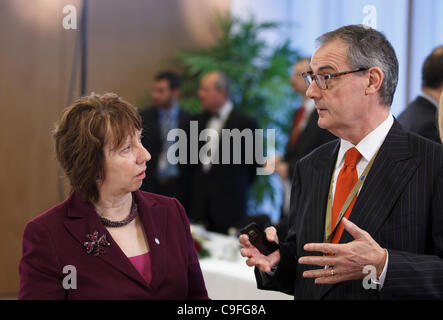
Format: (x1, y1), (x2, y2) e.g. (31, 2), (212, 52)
(155, 238), (160, 245)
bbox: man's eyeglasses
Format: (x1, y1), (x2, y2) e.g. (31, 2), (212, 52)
(301, 68), (368, 90)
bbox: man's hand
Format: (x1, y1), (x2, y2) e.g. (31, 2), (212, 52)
(298, 218), (387, 284)
(275, 159), (289, 180)
(263, 155), (289, 179)
(263, 156), (277, 176)
(239, 226), (281, 273)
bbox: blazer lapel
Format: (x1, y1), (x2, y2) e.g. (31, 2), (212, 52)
(317, 120), (419, 299)
(307, 141), (339, 299)
(307, 141), (340, 245)
(63, 192), (148, 288)
(340, 120), (419, 243)
(134, 190), (168, 290)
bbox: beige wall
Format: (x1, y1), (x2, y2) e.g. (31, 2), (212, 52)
(0, 0), (230, 297)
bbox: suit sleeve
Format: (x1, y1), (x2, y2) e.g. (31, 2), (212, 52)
(173, 198), (209, 300)
(254, 162), (302, 295)
(382, 168), (443, 299)
(18, 220), (65, 300)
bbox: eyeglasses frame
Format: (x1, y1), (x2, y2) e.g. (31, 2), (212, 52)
(302, 67), (369, 90)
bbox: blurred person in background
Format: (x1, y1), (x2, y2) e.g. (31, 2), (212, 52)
(140, 71), (192, 210)
(18, 93), (208, 299)
(265, 57), (336, 238)
(188, 71), (259, 234)
(399, 45), (443, 143)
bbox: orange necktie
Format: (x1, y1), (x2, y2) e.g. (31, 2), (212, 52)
(331, 147), (362, 243)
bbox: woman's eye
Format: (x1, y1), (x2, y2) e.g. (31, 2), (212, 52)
(122, 145), (131, 152)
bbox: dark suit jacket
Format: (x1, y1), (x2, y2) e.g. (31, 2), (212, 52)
(18, 190), (208, 300)
(189, 108), (259, 234)
(256, 120), (443, 299)
(398, 96), (440, 143)
(140, 106), (192, 209)
(284, 108), (337, 179)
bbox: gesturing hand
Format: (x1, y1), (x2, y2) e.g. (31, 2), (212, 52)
(239, 226), (281, 273)
(298, 218), (387, 284)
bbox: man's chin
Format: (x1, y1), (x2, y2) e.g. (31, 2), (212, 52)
(317, 118), (329, 130)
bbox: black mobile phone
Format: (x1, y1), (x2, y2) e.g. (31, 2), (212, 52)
(239, 222), (279, 256)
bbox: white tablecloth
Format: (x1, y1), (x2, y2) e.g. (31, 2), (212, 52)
(193, 226), (292, 300)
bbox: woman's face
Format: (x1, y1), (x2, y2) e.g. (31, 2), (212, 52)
(99, 129), (151, 197)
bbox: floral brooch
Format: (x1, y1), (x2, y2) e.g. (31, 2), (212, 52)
(84, 231), (110, 256)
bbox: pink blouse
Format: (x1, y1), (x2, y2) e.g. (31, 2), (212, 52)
(128, 252), (152, 286)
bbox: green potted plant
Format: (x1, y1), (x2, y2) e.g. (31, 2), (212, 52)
(177, 13), (300, 213)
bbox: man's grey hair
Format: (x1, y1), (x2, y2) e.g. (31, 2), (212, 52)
(316, 25), (399, 107)
(210, 71), (231, 97)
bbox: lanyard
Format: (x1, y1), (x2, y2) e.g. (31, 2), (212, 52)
(323, 148), (379, 243)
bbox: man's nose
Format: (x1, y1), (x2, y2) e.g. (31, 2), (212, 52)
(306, 81), (321, 100)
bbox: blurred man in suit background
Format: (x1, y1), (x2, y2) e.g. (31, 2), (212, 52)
(399, 45), (443, 143)
(140, 71), (191, 209)
(188, 71), (259, 234)
(267, 57), (336, 235)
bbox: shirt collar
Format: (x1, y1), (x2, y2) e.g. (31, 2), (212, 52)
(218, 100), (233, 119)
(336, 113), (394, 166)
(420, 92), (439, 108)
(159, 102), (179, 117)
(303, 98), (316, 115)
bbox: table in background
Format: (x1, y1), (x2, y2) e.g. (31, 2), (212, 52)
(192, 225), (292, 300)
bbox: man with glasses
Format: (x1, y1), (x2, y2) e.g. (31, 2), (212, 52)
(240, 25), (443, 299)
(268, 57), (336, 238)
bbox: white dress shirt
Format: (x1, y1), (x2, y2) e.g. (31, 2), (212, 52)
(331, 113), (394, 197)
(201, 100), (233, 172)
(265, 113), (394, 289)
(331, 112), (394, 288)
(297, 98), (316, 132)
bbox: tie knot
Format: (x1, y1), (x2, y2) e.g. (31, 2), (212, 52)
(344, 147), (361, 167)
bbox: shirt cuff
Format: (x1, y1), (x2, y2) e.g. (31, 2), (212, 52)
(371, 249), (388, 290)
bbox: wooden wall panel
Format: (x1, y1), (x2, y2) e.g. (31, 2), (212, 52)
(0, 0), (230, 297)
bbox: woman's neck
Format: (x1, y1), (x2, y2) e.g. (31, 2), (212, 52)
(94, 192), (133, 221)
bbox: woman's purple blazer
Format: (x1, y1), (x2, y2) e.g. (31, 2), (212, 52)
(18, 190), (208, 299)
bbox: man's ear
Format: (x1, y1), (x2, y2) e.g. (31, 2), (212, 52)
(365, 67), (384, 96)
